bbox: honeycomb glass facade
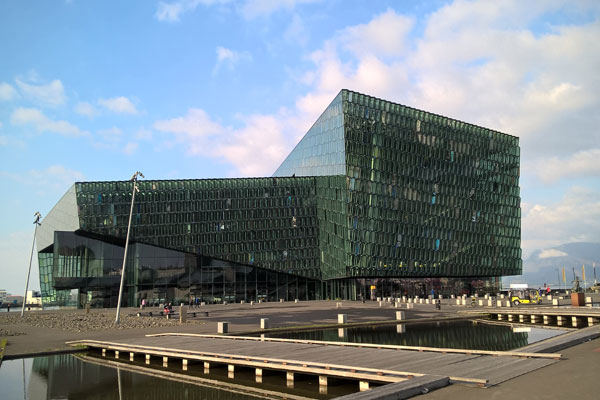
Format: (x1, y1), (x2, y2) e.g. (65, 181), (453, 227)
(38, 89), (521, 307)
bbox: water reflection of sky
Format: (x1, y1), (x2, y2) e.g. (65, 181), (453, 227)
(265, 321), (567, 351)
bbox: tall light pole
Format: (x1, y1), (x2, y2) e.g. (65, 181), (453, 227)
(555, 268), (560, 292)
(115, 171), (144, 324)
(21, 212), (42, 317)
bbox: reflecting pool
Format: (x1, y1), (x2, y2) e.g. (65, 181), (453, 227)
(263, 320), (566, 351)
(0, 352), (358, 400)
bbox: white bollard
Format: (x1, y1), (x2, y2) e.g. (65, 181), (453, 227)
(379, 301), (383, 307)
(406, 303), (414, 309)
(456, 299), (461, 305)
(217, 321), (229, 334)
(396, 311), (405, 320)
(552, 299), (559, 306)
(295, 299), (299, 303)
(338, 314), (347, 324)
(280, 298), (284, 303)
(336, 302), (343, 308)
(478, 299), (484, 306)
(505, 300), (512, 307)
(487, 300), (493, 307)
(260, 318), (270, 329)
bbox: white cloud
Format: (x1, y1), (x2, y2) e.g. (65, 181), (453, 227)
(155, 0), (319, 22)
(539, 249), (568, 259)
(135, 127), (153, 140)
(11, 107), (88, 137)
(0, 165), (85, 191)
(154, 108), (224, 154)
(97, 96), (138, 114)
(155, 0), (228, 22)
(123, 142), (139, 155)
(15, 78), (66, 107)
(216, 114), (290, 176)
(522, 186), (600, 251)
(340, 9), (414, 58)
(0, 82), (18, 101)
(240, 0), (322, 19)
(154, 107), (300, 176)
(284, 14), (309, 46)
(213, 46), (252, 75)
(530, 149), (600, 184)
(74, 101), (98, 118)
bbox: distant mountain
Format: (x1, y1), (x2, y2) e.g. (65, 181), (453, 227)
(502, 242), (600, 289)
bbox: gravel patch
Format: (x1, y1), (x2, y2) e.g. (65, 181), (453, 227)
(0, 312), (198, 332)
(0, 328), (26, 336)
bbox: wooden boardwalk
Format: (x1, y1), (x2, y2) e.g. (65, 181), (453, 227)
(68, 333), (563, 390)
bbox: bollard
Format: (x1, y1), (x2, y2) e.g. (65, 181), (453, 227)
(572, 316), (579, 327)
(546, 295), (552, 301)
(531, 315), (538, 323)
(179, 305), (186, 324)
(425, 299), (431, 304)
(586, 297), (593, 307)
(497, 314), (503, 320)
(260, 318), (270, 329)
(456, 299), (461, 305)
(200, 302), (206, 306)
(217, 321), (229, 334)
(241, 300), (245, 304)
(396, 311), (405, 320)
(336, 302), (343, 308)
(500, 294), (505, 299)
(396, 324), (406, 333)
(406, 303), (414, 309)
(557, 316), (564, 326)
(451, 294), (456, 299)
(544, 315), (550, 325)
(379, 301), (383, 307)
(250, 301), (254, 305)
(519, 315), (525, 322)
(338, 328), (347, 338)
(295, 299), (299, 303)
(280, 298), (284, 303)
(85, 303), (90, 314)
(487, 300), (493, 307)
(588, 317), (596, 326)
(505, 300), (512, 307)
(553, 299), (559, 306)
(461, 299), (467, 306)
(478, 299), (484, 306)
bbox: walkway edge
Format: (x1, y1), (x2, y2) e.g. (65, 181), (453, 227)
(333, 375), (450, 399)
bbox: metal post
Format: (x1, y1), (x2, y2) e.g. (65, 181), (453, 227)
(21, 212), (41, 317)
(556, 269), (560, 292)
(115, 172), (144, 324)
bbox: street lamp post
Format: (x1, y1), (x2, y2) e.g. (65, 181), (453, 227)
(556, 268), (560, 293)
(21, 212), (42, 317)
(115, 171), (144, 324)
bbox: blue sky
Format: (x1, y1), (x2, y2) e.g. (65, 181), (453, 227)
(1, 0), (599, 294)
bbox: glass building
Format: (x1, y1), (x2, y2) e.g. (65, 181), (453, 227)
(37, 90), (521, 308)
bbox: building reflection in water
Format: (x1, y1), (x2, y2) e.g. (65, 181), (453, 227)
(268, 321), (541, 351)
(22, 354), (264, 400)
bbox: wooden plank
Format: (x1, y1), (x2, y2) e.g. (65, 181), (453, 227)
(148, 333), (562, 359)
